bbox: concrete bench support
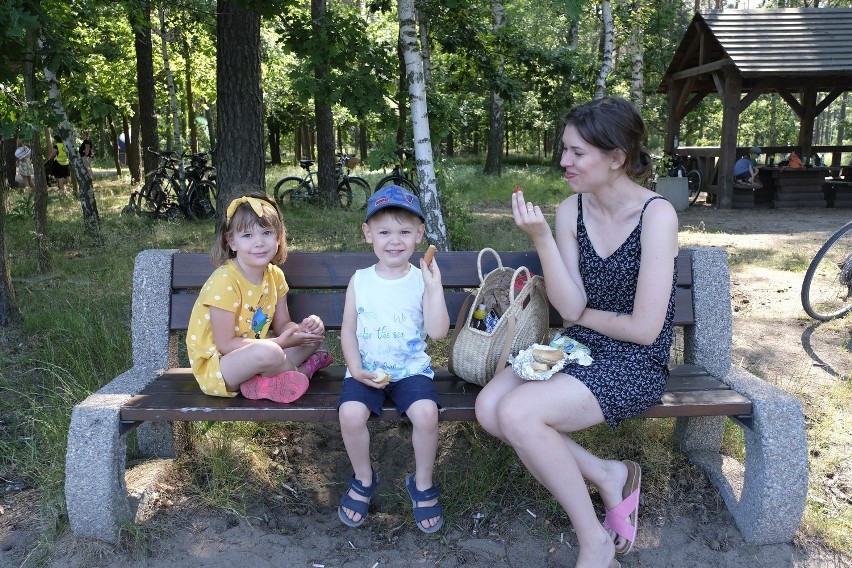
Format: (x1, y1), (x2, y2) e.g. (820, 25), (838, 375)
(675, 247), (808, 544)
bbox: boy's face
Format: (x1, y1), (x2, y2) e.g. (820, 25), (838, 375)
(362, 210), (425, 271)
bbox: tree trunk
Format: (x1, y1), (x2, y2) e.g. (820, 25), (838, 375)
(159, 6), (186, 191)
(483, 0), (506, 176)
(183, 38), (198, 154)
(25, 25), (51, 273)
(312, 0), (337, 206)
(42, 38), (101, 240)
(594, 0), (614, 100)
(358, 114), (368, 161)
(396, 35), (408, 147)
(129, 104), (142, 184)
(268, 117), (281, 164)
(134, 0), (159, 179)
(0, 142), (21, 326)
(628, 0), (644, 109)
(107, 115), (123, 175)
(216, 0), (265, 211)
(398, 0), (448, 250)
(416, 0), (431, 88)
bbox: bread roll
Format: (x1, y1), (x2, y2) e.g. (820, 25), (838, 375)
(423, 244), (437, 265)
(532, 348), (564, 366)
(372, 368), (391, 384)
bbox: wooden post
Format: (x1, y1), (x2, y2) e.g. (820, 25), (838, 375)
(799, 86), (816, 159)
(717, 67), (741, 210)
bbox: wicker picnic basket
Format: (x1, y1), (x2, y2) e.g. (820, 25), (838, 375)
(448, 248), (550, 386)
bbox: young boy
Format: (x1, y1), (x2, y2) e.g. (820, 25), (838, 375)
(337, 185), (449, 533)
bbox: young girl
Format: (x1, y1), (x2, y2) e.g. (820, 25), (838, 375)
(186, 192), (332, 403)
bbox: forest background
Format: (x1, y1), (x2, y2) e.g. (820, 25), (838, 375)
(1, 0), (851, 564)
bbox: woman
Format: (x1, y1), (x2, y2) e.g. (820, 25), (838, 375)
(475, 97), (678, 568)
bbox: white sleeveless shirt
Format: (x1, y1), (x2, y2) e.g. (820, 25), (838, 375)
(347, 264), (433, 381)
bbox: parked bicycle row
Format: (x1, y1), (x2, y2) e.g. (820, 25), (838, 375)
(123, 148), (218, 220)
(271, 148), (421, 211)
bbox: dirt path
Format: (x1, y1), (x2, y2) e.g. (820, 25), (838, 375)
(2, 205), (851, 568)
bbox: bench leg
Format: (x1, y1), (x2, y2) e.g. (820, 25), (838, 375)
(65, 394), (132, 544)
(136, 422), (177, 458)
(677, 367), (808, 544)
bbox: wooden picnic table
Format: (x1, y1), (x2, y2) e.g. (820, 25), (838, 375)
(757, 166), (827, 208)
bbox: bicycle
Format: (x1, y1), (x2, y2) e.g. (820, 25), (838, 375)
(124, 148), (217, 220)
(801, 219), (852, 321)
(374, 147), (421, 197)
(272, 154), (370, 210)
(668, 154), (703, 205)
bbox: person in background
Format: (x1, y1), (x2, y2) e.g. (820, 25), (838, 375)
(79, 131), (94, 179)
(15, 142), (34, 189)
(781, 150), (804, 170)
(47, 136), (69, 192)
(733, 146), (763, 188)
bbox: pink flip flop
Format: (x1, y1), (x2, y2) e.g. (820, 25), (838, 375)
(602, 460), (641, 555)
(240, 370), (309, 403)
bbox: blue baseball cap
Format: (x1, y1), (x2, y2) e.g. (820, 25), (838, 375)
(364, 185), (425, 222)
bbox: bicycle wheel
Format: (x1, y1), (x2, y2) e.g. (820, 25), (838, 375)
(801, 220), (852, 321)
(687, 169), (703, 204)
(138, 177), (171, 216)
(342, 176), (371, 210)
(185, 181), (216, 221)
(336, 184), (353, 209)
(375, 174), (420, 197)
(274, 176), (311, 208)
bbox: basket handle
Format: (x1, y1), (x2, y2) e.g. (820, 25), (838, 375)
(509, 266), (533, 302)
(477, 248), (503, 283)
(495, 314), (517, 373)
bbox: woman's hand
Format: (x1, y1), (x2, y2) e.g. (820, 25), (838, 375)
(512, 189), (551, 242)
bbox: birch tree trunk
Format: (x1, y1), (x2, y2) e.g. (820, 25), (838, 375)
(594, 0), (614, 100)
(483, 0), (506, 176)
(398, 0), (449, 250)
(628, 1), (644, 108)
(42, 40), (101, 239)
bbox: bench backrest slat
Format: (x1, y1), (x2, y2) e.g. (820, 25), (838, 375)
(170, 250), (695, 331)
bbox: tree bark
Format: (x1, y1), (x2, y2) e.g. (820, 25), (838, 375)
(628, 0), (644, 109)
(0, 143), (21, 327)
(42, 38), (101, 239)
(398, 0), (448, 250)
(594, 0), (614, 100)
(312, 0), (337, 206)
(183, 38), (198, 154)
(483, 0), (505, 176)
(134, 0), (159, 179)
(25, 26), (50, 273)
(216, 0), (265, 210)
(159, 6), (186, 191)
(129, 104), (142, 184)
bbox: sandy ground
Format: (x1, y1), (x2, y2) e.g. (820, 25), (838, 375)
(2, 203), (852, 568)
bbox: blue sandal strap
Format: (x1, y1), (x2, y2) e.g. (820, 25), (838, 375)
(347, 472), (379, 498)
(339, 492), (371, 516)
(412, 502), (444, 523)
(406, 475), (441, 501)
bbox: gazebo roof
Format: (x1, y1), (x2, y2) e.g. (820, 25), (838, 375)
(660, 8), (852, 92)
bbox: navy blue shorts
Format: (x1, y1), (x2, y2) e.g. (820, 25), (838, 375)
(338, 374), (440, 417)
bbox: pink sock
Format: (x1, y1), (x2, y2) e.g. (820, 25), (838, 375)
(298, 349), (333, 380)
(239, 371), (309, 403)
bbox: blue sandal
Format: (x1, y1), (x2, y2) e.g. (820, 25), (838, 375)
(405, 473), (444, 533)
(338, 472), (379, 528)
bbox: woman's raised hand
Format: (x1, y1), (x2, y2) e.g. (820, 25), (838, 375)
(511, 188), (550, 241)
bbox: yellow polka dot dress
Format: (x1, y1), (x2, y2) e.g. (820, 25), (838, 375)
(186, 259), (289, 396)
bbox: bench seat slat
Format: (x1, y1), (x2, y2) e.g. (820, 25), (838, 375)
(121, 364), (752, 424)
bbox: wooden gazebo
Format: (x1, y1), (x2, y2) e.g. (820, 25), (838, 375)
(659, 8), (852, 208)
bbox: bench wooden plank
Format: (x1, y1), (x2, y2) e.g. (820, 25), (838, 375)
(169, 251), (695, 329)
(120, 364), (752, 426)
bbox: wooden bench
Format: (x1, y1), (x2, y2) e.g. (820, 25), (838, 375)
(65, 247), (807, 546)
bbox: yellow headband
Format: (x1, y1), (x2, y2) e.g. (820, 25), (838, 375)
(225, 196), (267, 227)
